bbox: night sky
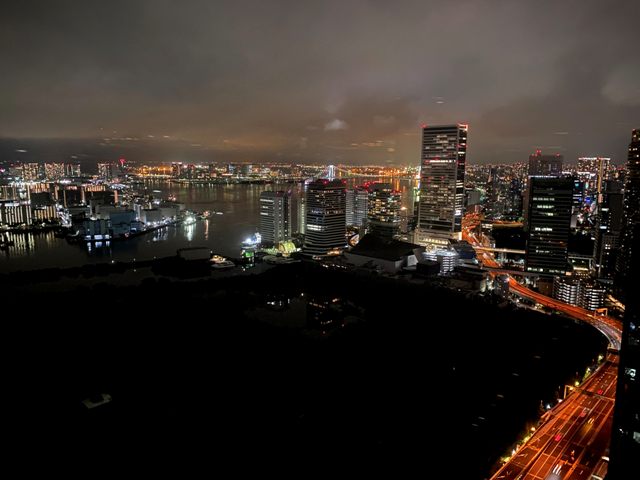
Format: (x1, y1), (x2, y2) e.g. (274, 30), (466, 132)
(1, 0), (638, 164)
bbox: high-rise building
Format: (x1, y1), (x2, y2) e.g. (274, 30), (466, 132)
(303, 179), (346, 256)
(416, 124), (468, 245)
(21, 163), (40, 182)
(609, 220), (640, 478)
(346, 187), (370, 228)
(616, 129), (640, 299)
(577, 156), (611, 196)
(528, 150), (563, 176)
(296, 181), (309, 235)
(65, 163), (81, 178)
(594, 180), (624, 279)
(346, 189), (355, 226)
(259, 190), (291, 245)
(97, 162), (114, 181)
(524, 177), (573, 275)
(44, 163), (65, 181)
(367, 183), (401, 240)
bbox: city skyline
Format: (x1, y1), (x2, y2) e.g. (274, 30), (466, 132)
(1, 1), (639, 165)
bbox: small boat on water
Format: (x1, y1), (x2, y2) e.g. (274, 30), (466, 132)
(210, 255), (235, 270)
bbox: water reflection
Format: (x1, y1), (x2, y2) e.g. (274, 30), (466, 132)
(1, 178), (418, 272)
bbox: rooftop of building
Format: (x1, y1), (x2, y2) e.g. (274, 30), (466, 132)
(348, 234), (423, 261)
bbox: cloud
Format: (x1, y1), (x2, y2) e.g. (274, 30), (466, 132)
(0, 0), (638, 164)
(324, 119), (349, 131)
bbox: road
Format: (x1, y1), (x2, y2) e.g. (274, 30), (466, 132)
(490, 355), (617, 480)
(461, 215), (622, 479)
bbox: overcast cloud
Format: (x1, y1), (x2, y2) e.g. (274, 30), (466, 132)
(0, 0), (638, 164)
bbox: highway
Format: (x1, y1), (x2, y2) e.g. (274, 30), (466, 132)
(461, 214), (623, 479)
(490, 355), (618, 480)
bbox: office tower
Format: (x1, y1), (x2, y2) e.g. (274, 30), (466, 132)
(528, 150), (563, 176)
(609, 220), (640, 478)
(259, 190), (291, 245)
(616, 129), (640, 299)
(346, 187), (369, 228)
(524, 177), (573, 275)
(296, 181), (308, 235)
(594, 180), (624, 279)
(346, 189), (355, 226)
(65, 162), (81, 178)
(367, 183), (401, 240)
(44, 163), (65, 181)
(577, 157), (611, 196)
(303, 179), (346, 256)
(21, 163), (40, 182)
(97, 162), (114, 181)
(416, 124), (468, 245)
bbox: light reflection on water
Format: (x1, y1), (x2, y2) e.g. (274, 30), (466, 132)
(1, 178), (417, 272)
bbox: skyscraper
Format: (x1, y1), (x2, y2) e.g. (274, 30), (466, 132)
(577, 156), (611, 196)
(65, 162), (81, 178)
(21, 163), (40, 182)
(593, 180), (624, 280)
(303, 179), (346, 256)
(416, 124), (468, 245)
(528, 150), (563, 176)
(97, 162), (114, 181)
(367, 183), (401, 240)
(524, 177), (573, 275)
(616, 129), (640, 299)
(609, 220), (640, 478)
(345, 186), (369, 228)
(259, 190), (291, 245)
(44, 163), (65, 181)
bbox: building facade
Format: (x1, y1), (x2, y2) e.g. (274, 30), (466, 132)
(367, 183), (401, 240)
(616, 129), (640, 299)
(416, 124), (468, 245)
(259, 190), (291, 245)
(525, 177), (573, 275)
(303, 179), (346, 256)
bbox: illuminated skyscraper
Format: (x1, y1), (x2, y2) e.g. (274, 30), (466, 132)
(346, 187), (369, 228)
(593, 180), (624, 280)
(303, 179), (346, 256)
(416, 124), (468, 245)
(21, 163), (40, 182)
(259, 190), (291, 245)
(97, 162), (114, 181)
(524, 177), (573, 275)
(367, 183), (401, 240)
(616, 129), (640, 299)
(65, 162), (81, 178)
(609, 220), (640, 478)
(577, 156), (611, 196)
(44, 163), (65, 181)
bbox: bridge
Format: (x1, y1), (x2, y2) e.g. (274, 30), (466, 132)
(317, 164), (414, 180)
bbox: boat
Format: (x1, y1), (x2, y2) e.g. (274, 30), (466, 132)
(210, 255), (235, 270)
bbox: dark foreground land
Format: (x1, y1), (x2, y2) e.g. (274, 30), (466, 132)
(7, 263), (606, 477)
